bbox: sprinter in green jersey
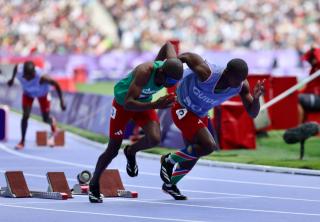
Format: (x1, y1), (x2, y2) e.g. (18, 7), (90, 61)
(89, 42), (183, 203)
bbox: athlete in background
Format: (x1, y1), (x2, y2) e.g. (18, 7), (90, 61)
(7, 61), (66, 149)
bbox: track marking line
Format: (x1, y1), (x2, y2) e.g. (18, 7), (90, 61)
(1, 143), (319, 190)
(124, 184), (320, 203)
(99, 198), (320, 217)
(0, 203), (206, 222)
(1, 144), (320, 204)
(2, 169), (319, 204)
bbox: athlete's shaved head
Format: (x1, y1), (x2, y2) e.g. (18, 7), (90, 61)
(23, 61), (36, 79)
(162, 58), (184, 80)
(225, 58), (248, 87)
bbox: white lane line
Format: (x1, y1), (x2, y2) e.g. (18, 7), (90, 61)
(0, 144), (93, 169)
(0, 203), (206, 222)
(99, 198), (320, 217)
(0, 143), (319, 194)
(0, 200), (87, 205)
(137, 196), (256, 202)
(1, 196), (252, 205)
(1, 197), (319, 218)
(1, 169), (319, 204)
(124, 184), (320, 203)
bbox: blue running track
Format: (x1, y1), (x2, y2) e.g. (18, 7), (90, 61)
(0, 112), (319, 222)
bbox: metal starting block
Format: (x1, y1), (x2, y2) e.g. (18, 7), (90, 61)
(99, 169), (138, 198)
(47, 172), (72, 198)
(0, 171), (68, 200)
(72, 184), (89, 195)
(71, 169), (138, 198)
(36, 130), (65, 147)
(117, 190), (138, 198)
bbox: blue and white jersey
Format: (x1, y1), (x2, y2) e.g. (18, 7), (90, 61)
(16, 64), (50, 98)
(176, 62), (243, 117)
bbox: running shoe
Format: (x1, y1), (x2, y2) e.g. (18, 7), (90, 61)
(162, 183), (187, 200)
(124, 145), (138, 177)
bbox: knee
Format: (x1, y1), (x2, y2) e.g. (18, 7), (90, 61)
(201, 139), (217, 155)
(42, 113), (51, 124)
(147, 133), (161, 147)
(22, 114), (30, 121)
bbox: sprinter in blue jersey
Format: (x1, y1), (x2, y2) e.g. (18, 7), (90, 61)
(7, 61), (66, 150)
(160, 52), (265, 200)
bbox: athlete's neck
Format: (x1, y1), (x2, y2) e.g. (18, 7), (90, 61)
(215, 72), (229, 90)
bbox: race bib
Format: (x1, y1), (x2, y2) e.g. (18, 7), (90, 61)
(176, 108), (187, 120)
(111, 106), (116, 119)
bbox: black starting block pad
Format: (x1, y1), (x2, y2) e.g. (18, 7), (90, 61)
(0, 171), (68, 200)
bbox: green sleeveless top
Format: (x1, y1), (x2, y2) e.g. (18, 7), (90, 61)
(114, 61), (165, 105)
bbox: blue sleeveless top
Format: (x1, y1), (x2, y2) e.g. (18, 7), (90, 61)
(176, 62), (243, 117)
(16, 64), (50, 98)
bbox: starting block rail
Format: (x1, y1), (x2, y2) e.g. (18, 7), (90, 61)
(0, 171), (68, 200)
(0, 169), (138, 200)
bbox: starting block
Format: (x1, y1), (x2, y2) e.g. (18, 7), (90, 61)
(0, 171), (68, 200)
(99, 169), (138, 198)
(72, 170), (91, 195)
(0, 170), (138, 200)
(47, 172), (73, 198)
(36, 130), (65, 147)
(71, 169), (138, 198)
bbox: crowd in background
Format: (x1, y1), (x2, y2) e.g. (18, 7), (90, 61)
(0, 0), (319, 55)
(0, 0), (112, 56)
(102, 0), (320, 53)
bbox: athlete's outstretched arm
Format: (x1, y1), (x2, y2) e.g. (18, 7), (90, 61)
(178, 52), (211, 82)
(124, 63), (174, 111)
(239, 80), (265, 118)
(154, 42), (177, 61)
(7, 65), (18, 87)
(40, 75), (66, 111)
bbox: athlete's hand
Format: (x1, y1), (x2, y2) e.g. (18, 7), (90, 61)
(7, 79), (14, 87)
(153, 94), (176, 109)
(60, 102), (66, 111)
(253, 79), (265, 100)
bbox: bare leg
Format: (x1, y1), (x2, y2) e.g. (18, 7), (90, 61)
(126, 121), (161, 155)
(90, 138), (123, 186)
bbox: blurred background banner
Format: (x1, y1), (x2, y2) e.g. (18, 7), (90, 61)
(0, 83), (113, 135)
(0, 49), (308, 81)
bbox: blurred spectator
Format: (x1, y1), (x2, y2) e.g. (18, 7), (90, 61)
(1, 0), (320, 55)
(0, 0), (113, 55)
(298, 47), (320, 123)
(101, 0), (320, 52)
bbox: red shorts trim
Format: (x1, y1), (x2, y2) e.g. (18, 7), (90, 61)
(22, 94), (50, 113)
(109, 99), (159, 139)
(171, 102), (208, 142)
